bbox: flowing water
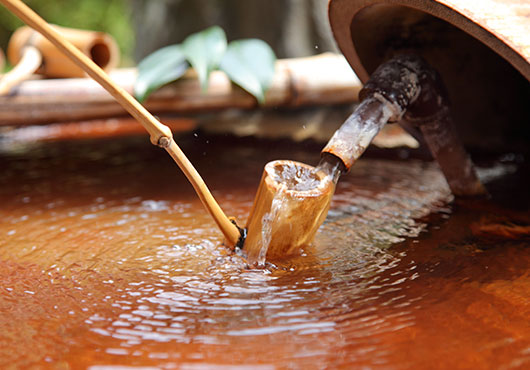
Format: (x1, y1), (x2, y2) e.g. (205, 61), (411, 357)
(0, 124), (529, 369)
(268, 162), (323, 192)
(316, 155), (343, 185)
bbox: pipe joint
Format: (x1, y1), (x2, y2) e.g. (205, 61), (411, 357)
(359, 54), (420, 121)
(322, 53), (485, 196)
(360, 54), (451, 124)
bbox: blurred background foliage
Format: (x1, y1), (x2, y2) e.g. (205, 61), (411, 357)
(0, 0), (335, 69)
(129, 0), (336, 61)
(0, 0), (135, 66)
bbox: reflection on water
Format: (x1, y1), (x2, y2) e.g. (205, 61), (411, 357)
(0, 129), (529, 368)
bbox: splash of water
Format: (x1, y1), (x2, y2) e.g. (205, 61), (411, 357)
(268, 162), (322, 192)
(256, 183), (287, 266)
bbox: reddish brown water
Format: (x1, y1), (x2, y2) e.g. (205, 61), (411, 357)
(0, 126), (529, 369)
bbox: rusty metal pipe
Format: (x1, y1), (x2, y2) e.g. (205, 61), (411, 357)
(322, 54), (486, 197)
(321, 94), (400, 170)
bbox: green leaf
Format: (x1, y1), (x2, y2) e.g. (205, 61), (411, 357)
(219, 39), (276, 103)
(134, 45), (189, 102)
(181, 26), (227, 91)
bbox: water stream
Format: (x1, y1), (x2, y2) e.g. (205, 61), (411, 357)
(255, 182), (287, 265)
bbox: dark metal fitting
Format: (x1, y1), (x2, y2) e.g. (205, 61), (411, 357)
(229, 217), (247, 250)
(157, 136), (171, 148)
(359, 54), (420, 120)
(360, 54), (450, 123)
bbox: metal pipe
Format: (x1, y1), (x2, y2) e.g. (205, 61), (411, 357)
(322, 54), (486, 197)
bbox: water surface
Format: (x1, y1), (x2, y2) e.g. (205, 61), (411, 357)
(0, 127), (528, 368)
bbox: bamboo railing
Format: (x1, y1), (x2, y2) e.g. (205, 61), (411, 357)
(0, 53), (361, 126)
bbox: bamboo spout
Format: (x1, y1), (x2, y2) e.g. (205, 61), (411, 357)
(1, 24), (120, 95)
(244, 160), (335, 265)
(0, 45), (41, 94)
(0, 0), (242, 246)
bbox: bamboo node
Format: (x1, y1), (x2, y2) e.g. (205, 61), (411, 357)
(157, 136), (171, 148)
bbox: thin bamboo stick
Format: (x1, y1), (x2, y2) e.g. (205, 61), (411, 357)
(0, 0), (241, 246)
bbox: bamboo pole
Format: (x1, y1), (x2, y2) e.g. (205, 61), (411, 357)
(0, 55), (362, 126)
(0, 0), (241, 246)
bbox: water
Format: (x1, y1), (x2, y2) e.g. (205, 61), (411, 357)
(268, 162), (323, 192)
(0, 125), (529, 368)
(316, 154), (343, 185)
(256, 182), (287, 265)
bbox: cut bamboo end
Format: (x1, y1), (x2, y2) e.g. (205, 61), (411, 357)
(7, 24), (119, 78)
(244, 160), (335, 265)
(0, 45), (41, 95)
